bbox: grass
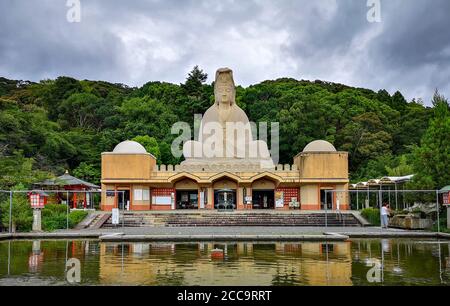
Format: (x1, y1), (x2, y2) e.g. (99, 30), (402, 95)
(360, 208), (380, 226)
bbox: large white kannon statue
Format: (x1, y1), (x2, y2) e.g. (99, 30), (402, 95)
(183, 68), (274, 169)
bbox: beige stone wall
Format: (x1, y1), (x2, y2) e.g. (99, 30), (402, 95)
(101, 153), (156, 180)
(301, 184), (319, 210)
(295, 152), (348, 180)
(252, 179), (276, 190)
(101, 184), (116, 211)
(175, 179), (199, 190)
(213, 179), (238, 190)
(131, 185), (151, 211)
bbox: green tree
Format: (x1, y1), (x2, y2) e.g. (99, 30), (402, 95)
(386, 155), (414, 177)
(180, 66), (211, 118)
(0, 151), (50, 190)
(0, 185), (33, 232)
(73, 162), (101, 185)
(411, 91), (450, 189)
(132, 135), (161, 161)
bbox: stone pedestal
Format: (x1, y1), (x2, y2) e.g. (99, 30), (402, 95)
(32, 209), (42, 232)
(32, 240), (41, 254)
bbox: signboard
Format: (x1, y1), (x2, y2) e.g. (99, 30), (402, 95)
(153, 196), (172, 205)
(199, 192), (205, 209)
(443, 192), (450, 206)
(106, 190), (115, 197)
(275, 191), (284, 208)
(111, 208), (119, 225)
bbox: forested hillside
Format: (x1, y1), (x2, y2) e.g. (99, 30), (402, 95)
(0, 67), (448, 189)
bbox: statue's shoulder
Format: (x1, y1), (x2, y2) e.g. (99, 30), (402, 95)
(202, 104), (219, 121)
(233, 105), (250, 121)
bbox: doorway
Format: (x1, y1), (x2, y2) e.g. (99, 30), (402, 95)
(214, 189), (236, 210)
(252, 190), (275, 209)
(176, 190), (199, 209)
(118, 190), (130, 211)
(320, 189), (333, 210)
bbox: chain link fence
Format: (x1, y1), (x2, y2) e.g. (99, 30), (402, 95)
(325, 189), (445, 232)
(0, 190), (113, 233)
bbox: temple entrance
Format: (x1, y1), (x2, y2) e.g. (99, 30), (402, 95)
(176, 190), (199, 209)
(214, 189), (236, 210)
(118, 190), (130, 211)
(252, 190), (275, 209)
(320, 189), (333, 210)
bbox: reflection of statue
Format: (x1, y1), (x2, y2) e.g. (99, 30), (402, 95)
(183, 68), (273, 168)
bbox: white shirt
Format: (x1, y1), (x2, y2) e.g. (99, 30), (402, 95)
(381, 207), (389, 216)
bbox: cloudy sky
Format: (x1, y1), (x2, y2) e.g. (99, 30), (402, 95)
(0, 0), (449, 104)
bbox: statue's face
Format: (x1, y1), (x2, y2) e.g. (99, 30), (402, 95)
(216, 82), (234, 105)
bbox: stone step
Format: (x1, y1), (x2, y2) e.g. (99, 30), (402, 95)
(101, 212), (362, 228)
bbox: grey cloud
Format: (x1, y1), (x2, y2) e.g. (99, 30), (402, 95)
(0, 0), (449, 104)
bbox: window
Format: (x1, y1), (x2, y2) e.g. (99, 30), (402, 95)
(134, 189), (143, 201)
(143, 189), (150, 201)
(134, 188), (150, 201)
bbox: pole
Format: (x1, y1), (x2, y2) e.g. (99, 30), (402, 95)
(7, 240), (11, 275)
(402, 185), (405, 209)
(66, 191), (69, 230)
(367, 187), (370, 208)
(9, 191), (12, 233)
(436, 190), (440, 234)
(357, 189), (359, 211)
(379, 185), (383, 230)
(389, 186), (391, 207)
(395, 183), (398, 211)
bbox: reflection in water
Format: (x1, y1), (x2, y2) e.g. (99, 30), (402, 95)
(0, 239), (448, 286)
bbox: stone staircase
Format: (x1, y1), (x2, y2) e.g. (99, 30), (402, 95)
(76, 212), (111, 229)
(101, 211), (362, 228)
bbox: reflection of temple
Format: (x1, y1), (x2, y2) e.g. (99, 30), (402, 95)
(98, 242), (352, 286)
(101, 68), (349, 212)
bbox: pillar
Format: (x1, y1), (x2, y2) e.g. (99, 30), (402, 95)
(207, 187), (214, 210)
(32, 209), (42, 232)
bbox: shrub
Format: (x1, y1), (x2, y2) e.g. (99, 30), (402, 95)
(42, 204), (68, 231)
(0, 193), (33, 232)
(42, 204), (88, 231)
(431, 212), (449, 233)
(69, 210), (88, 228)
(361, 208), (380, 226)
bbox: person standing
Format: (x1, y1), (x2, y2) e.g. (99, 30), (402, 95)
(381, 203), (390, 229)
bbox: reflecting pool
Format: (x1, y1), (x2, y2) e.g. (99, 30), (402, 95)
(0, 239), (449, 286)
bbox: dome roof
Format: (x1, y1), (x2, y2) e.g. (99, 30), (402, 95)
(112, 141), (147, 154)
(303, 140), (336, 152)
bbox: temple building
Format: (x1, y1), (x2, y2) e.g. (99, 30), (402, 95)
(101, 68), (349, 211)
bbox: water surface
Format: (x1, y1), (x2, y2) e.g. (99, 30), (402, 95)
(0, 239), (449, 286)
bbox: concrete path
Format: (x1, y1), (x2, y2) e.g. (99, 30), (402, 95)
(1, 226), (448, 242)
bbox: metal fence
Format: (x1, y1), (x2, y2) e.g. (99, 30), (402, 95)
(0, 190), (127, 233)
(325, 189), (445, 232)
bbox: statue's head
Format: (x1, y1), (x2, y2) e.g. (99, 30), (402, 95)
(214, 68), (236, 106)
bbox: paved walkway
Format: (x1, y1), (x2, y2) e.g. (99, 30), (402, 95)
(2, 226), (447, 242)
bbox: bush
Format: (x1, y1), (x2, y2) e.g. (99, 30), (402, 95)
(69, 210), (88, 228)
(361, 208), (380, 226)
(431, 212), (449, 233)
(42, 204), (68, 231)
(0, 193), (33, 232)
(42, 204), (88, 231)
